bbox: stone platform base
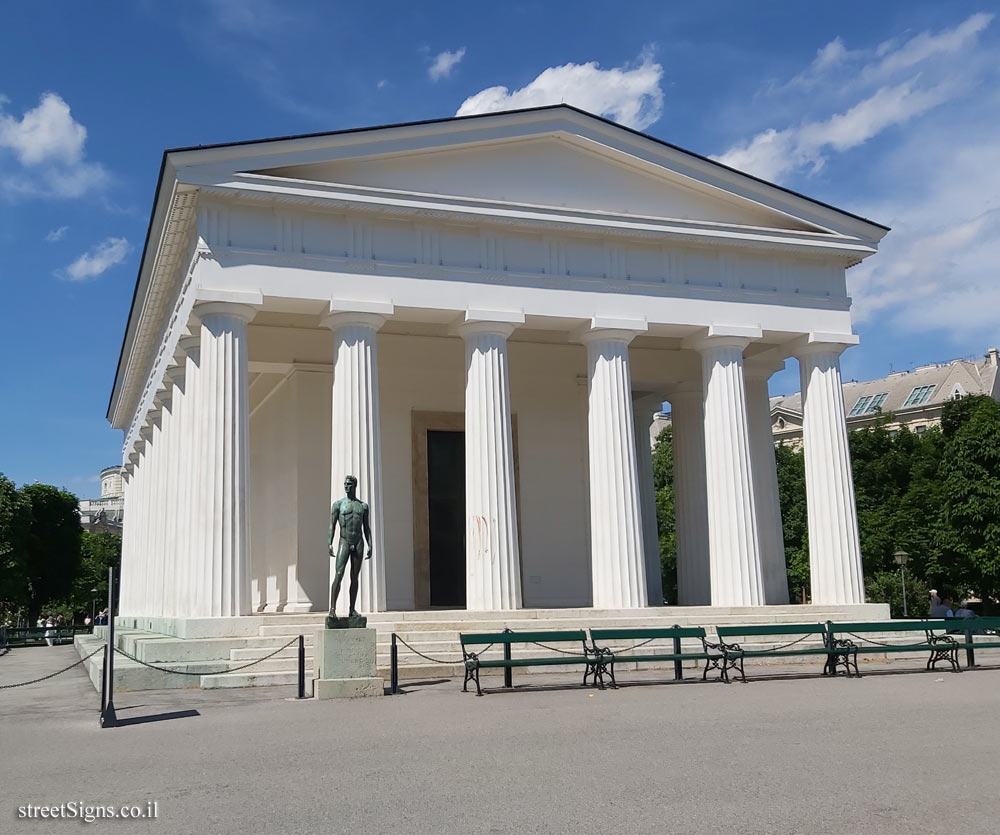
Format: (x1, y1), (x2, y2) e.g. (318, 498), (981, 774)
(313, 627), (384, 699)
(314, 677), (384, 699)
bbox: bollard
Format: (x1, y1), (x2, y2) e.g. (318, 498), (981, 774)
(672, 626), (683, 681)
(503, 641), (513, 689)
(297, 634), (306, 699)
(390, 633), (398, 695)
(100, 565), (117, 728)
(965, 629), (976, 669)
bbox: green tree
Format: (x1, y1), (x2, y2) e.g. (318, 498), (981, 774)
(20, 483), (82, 622)
(935, 395), (1000, 600)
(63, 530), (121, 618)
(774, 443), (809, 602)
(652, 426), (677, 603)
(0, 474), (33, 621)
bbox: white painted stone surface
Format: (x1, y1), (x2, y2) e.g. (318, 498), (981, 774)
(696, 336), (765, 606)
(745, 364), (790, 605)
(583, 328), (648, 609)
(797, 344), (866, 605)
(671, 388), (711, 605)
(324, 312), (387, 613)
(460, 320), (522, 610)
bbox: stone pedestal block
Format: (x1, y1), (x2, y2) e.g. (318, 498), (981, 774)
(312, 627), (384, 699)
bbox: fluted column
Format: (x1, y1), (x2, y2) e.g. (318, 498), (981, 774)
(459, 321), (522, 610)
(118, 465), (135, 615)
(134, 443), (150, 616)
(322, 312), (387, 613)
(633, 395), (665, 605)
(583, 329), (648, 609)
(141, 414), (161, 617)
(175, 335), (200, 619)
(796, 342), (865, 604)
(671, 388), (711, 605)
(161, 364), (187, 619)
(191, 301), (255, 618)
(695, 336), (765, 606)
(745, 361), (789, 604)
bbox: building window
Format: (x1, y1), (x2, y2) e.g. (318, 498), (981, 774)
(848, 392), (889, 417)
(915, 425), (927, 434)
(902, 384), (935, 407)
(777, 417), (786, 429)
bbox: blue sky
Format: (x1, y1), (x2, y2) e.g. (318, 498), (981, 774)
(1, 1), (998, 493)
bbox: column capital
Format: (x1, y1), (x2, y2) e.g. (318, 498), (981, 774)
(791, 332), (859, 359)
(321, 311), (387, 332)
(683, 324), (762, 353)
(744, 357), (786, 380)
(164, 364), (185, 386)
(452, 308), (523, 339)
(576, 315), (647, 346)
(193, 300), (258, 323)
(177, 333), (200, 358)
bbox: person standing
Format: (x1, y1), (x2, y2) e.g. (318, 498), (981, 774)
(43, 615), (56, 647)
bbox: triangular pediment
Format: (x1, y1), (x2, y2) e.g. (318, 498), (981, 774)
(254, 135), (822, 233)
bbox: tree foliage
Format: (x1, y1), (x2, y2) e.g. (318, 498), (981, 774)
(650, 395), (1000, 609)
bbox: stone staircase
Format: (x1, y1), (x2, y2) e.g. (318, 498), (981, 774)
(76, 603), (894, 692)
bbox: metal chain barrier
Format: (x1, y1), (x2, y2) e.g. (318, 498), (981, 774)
(740, 632), (816, 653)
(112, 636), (300, 676)
(529, 641), (590, 658)
(0, 646), (104, 689)
(599, 638), (656, 654)
(842, 631), (934, 649)
(394, 635), (469, 665)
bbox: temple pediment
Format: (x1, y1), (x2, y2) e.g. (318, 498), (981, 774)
(255, 135), (820, 233)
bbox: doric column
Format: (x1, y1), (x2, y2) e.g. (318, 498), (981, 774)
(140, 412), (160, 617)
(161, 363), (187, 619)
(670, 387), (711, 605)
(582, 328), (648, 609)
(691, 333), (765, 606)
(796, 340), (865, 604)
(118, 464), (135, 615)
(191, 301), (255, 618)
(745, 360), (789, 605)
(458, 318), (522, 610)
(154, 386), (175, 618)
(175, 335), (200, 619)
(321, 309), (387, 613)
(633, 394), (665, 605)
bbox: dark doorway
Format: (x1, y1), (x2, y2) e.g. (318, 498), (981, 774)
(427, 430), (466, 607)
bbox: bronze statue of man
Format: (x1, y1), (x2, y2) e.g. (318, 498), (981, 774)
(328, 475), (372, 619)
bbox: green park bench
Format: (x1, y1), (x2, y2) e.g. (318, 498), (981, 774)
(2, 626), (87, 648)
(828, 618), (1000, 674)
(587, 626), (722, 687)
(713, 623), (852, 682)
(460, 629), (596, 696)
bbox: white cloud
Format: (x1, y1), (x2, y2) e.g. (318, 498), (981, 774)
(715, 14), (993, 183)
(456, 48), (664, 130)
(0, 92), (109, 199)
(45, 225), (68, 242)
(719, 77), (951, 181)
(377, 79), (388, 90)
(61, 237), (131, 281)
(429, 47), (466, 82)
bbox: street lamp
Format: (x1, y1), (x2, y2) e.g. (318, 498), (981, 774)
(90, 587), (99, 628)
(893, 550), (909, 618)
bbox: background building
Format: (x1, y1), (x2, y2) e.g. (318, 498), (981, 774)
(78, 465), (125, 533)
(770, 348), (1000, 446)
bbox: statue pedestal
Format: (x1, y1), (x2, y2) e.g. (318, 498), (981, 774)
(313, 627), (384, 699)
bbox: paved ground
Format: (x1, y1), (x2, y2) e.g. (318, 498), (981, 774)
(2, 644), (999, 835)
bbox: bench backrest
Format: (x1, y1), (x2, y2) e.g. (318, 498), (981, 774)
(460, 629), (588, 647)
(716, 623), (828, 640)
(831, 620), (952, 633)
(590, 626), (706, 642)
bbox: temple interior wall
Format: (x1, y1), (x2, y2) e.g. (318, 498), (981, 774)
(247, 330), (683, 611)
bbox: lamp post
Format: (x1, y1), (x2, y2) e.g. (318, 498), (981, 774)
(893, 550), (909, 618)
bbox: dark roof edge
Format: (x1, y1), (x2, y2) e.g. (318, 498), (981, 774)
(162, 103), (890, 233)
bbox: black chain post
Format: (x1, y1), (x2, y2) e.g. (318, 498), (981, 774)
(100, 565), (117, 728)
(297, 634), (306, 699)
(672, 626), (683, 681)
(390, 633), (399, 695)
(503, 633), (513, 689)
(965, 629), (975, 668)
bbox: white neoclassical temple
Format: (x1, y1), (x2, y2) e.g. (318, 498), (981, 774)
(109, 105), (888, 635)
